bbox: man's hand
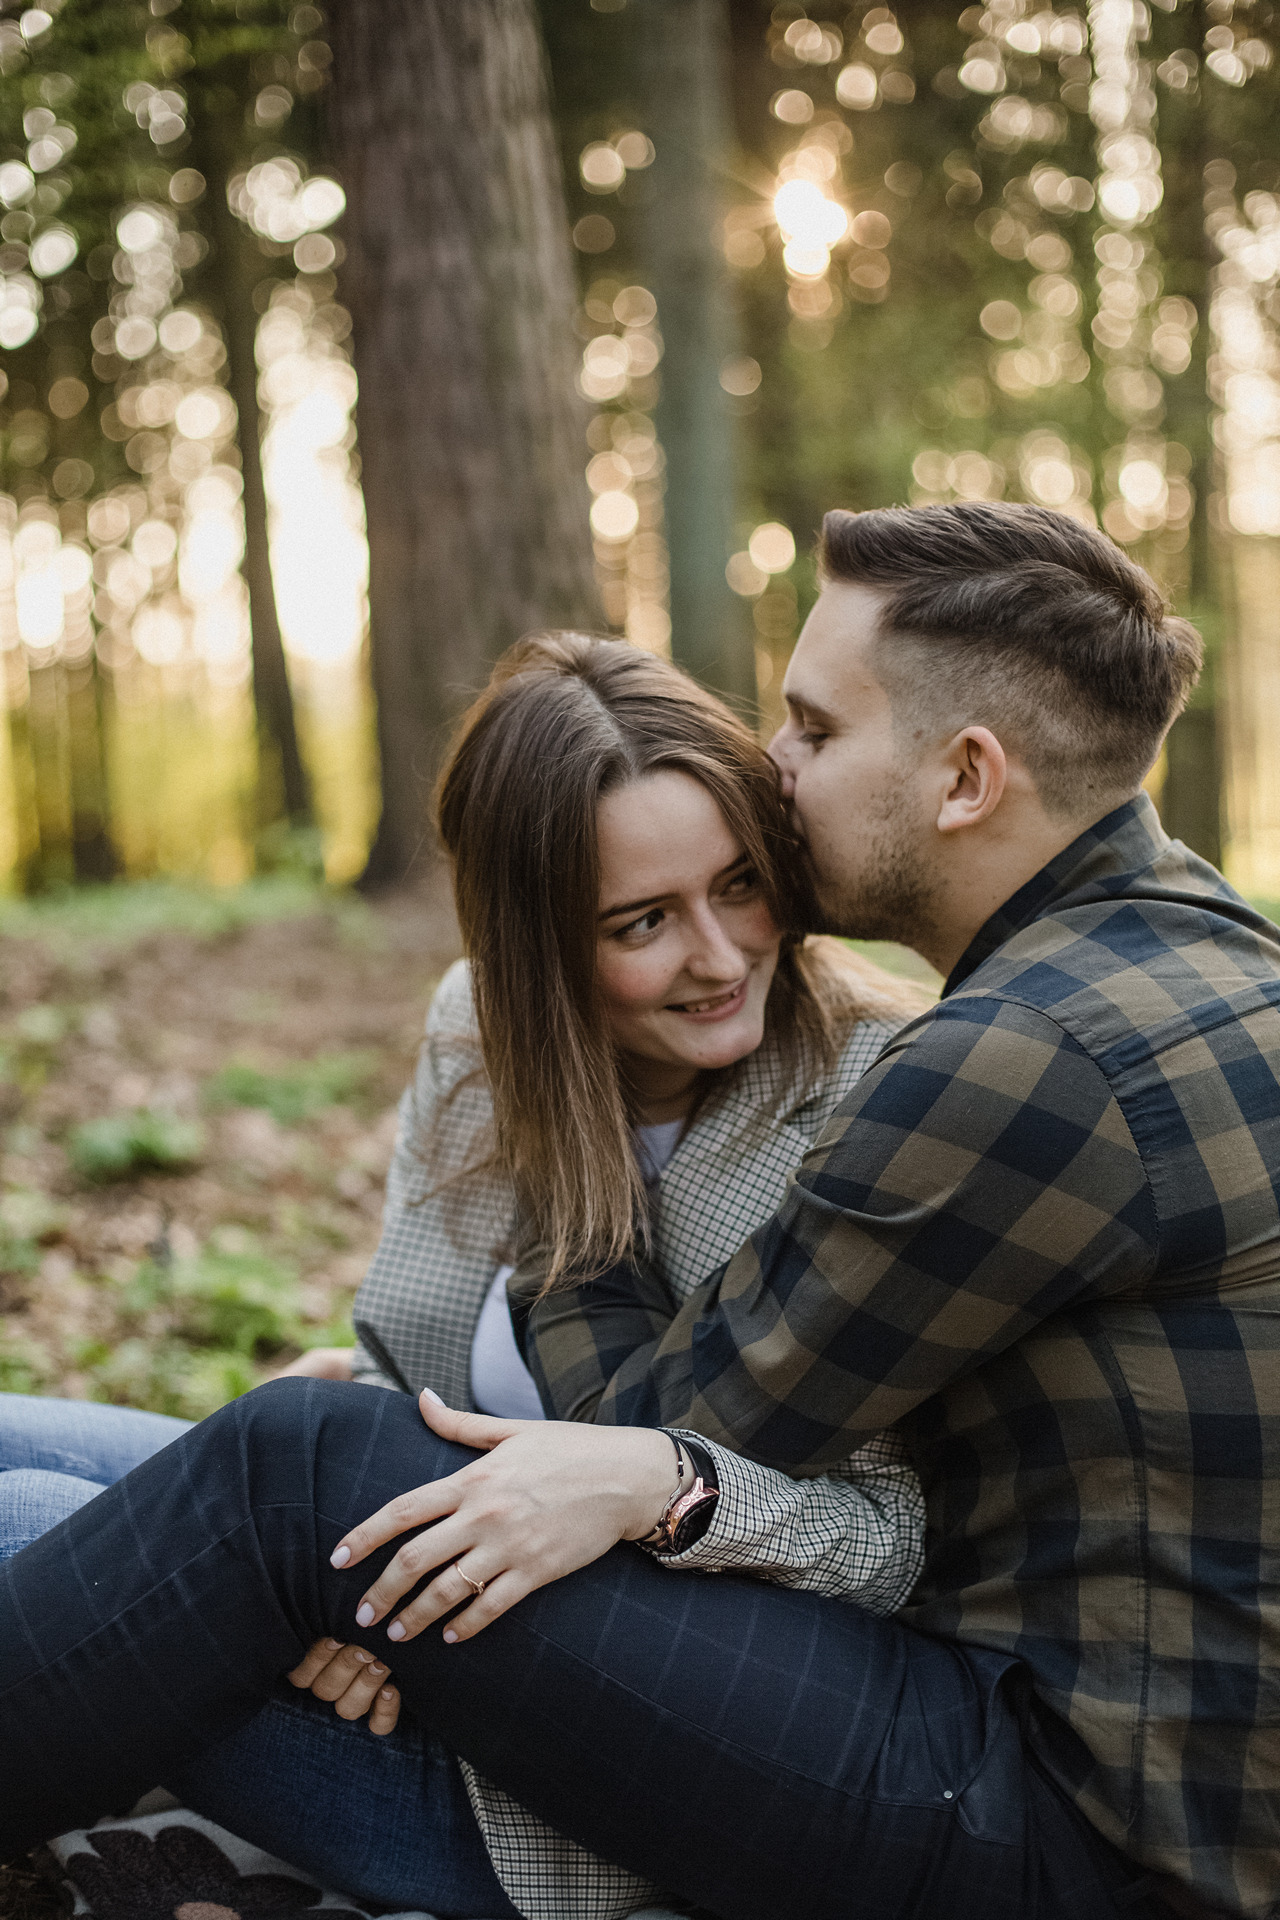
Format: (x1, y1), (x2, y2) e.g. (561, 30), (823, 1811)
(328, 1391), (679, 1647)
(287, 1638), (400, 1733)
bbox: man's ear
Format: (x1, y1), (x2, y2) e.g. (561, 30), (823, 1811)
(935, 727), (1007, 835)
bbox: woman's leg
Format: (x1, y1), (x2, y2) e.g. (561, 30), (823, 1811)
(0, 1397), (518, 1919)
(0, 1392), (191, 1483)
(168, 1688), (520, 1920)
(0, 1377), (1143, 1920)
(0, 1395), (193, 1560)
(0, 1468), (102, 1558)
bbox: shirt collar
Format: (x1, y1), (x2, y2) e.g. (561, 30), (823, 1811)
(942, 793), (1170, 996)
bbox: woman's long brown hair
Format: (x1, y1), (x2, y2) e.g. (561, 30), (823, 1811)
(434, 631), (928, 1290)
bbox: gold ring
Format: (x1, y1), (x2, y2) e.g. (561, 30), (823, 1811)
(456, 1563), (486, 1597)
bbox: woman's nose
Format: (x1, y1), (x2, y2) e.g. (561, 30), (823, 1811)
(684, 907), (746, 981)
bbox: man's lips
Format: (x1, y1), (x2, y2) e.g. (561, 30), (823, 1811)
(664, 978), (749, 1021)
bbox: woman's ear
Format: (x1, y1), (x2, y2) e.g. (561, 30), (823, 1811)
(935, 727), (1007, 835)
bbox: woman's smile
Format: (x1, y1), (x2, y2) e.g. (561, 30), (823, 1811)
(664, 977), (750, 1021)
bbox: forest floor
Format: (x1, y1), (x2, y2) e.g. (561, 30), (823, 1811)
(0, 872), (461, 1916)
(0, 871), (461, 1421)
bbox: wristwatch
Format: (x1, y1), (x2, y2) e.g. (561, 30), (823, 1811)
(640, 1432), (720, 1557)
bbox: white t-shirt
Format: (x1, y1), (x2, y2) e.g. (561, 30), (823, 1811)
(468, 1119), (685, 1420)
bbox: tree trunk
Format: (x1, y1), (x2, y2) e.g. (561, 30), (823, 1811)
(328, 0), (600, 889)
(67, 653), (119, 882)
(186, 78), (314, 834)
(1151, 0), (1222, 866)
(637, 0), (755, 710)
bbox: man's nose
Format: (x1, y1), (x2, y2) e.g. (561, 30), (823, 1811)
(767, 726), (797, 799)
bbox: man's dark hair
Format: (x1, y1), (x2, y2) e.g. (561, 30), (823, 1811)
(819, 501), (1203, 815)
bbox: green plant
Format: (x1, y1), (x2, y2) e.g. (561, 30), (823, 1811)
(67, 1110), (206, 1182)
(86, 1336), (260, 1423)
(171, 1248), (305, 1357)
(0, 1335), (54, 1395)
(206, 1050), (380, 1128)
(0, 877), (371, 953)
(0, 1003), (75, 1117)
(0, 1189), (68, 1280)
(122, 1244), (304, 1359)
(86, 1242), (306, 1418)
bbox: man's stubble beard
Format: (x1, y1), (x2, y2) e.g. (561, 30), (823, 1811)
(808, 779), (942, 956)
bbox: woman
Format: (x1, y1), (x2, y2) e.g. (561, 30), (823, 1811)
(0, 635), (930, 1920)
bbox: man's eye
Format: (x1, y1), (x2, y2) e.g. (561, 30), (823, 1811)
(800, 728), (828, 747)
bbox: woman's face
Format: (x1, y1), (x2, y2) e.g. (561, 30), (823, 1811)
(595, 769), (782, 1083)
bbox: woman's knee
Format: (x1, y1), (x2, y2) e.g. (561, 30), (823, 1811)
(184, 1377), (467, 1540)
(227, 1376), (445, 1500)
(0, 1467), (102, 1559)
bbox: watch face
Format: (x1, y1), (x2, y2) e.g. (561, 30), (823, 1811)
(667, 1483), (719, 1555)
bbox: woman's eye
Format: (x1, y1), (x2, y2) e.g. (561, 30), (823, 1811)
(615, 908), (664, 941)
(724, 866), (761, 896)
(799, 728), (828, 747)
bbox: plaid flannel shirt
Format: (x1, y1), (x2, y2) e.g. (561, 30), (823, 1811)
(521, 796), (1280, 1920)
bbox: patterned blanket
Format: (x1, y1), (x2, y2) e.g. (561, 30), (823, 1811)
(47, 1800), (685, 1920)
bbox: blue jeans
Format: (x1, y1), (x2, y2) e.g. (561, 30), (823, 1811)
(0, 1378), (1159, 1920)
(0, 1392), (519, 1919)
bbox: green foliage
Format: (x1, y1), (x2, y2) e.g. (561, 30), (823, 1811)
(86, 1334), (259, 1422)
(0, 1187), (68, 1277)
(86, 1240), (305, 1418)
(0, 1004), (73, 1116)
(128, 1243), (303, 1354)
(206, 1048), (379, 1127)
(67, 1107), (206, 1181)
(0, 1332), (55, 1396)
(0, 875), (367, 951)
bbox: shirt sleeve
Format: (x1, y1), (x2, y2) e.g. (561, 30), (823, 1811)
(523, 996), (1159, 1474)
(652, 1428), (924, 1613)
(348, 1338), (402, 1390)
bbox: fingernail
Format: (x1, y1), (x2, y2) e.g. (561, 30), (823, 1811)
(386, 1620), (406, 1641)
(421, 1388), (445, 1405)
(356, 1602), (375, 1627)
(381, 1686), (394, 1698)
(370, 1662), (387, 1675)
(330, 1545), (351, 1568)
(443, 1629), (458, 1645)
(353, 1648), (369, 1662)
(325, 1638), (342, 1650)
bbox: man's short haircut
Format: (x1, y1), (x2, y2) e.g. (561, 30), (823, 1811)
(819, 501), (1203, 815)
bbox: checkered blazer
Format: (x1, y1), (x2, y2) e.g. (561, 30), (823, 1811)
(351, 961), (925, 1920)
(524, 796), (1280, 1920)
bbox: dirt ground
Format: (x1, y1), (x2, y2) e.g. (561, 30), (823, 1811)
(0, 874), (463, 1913)
(0, 873), (462, 1418)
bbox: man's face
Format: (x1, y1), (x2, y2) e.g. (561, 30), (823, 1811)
(769, 581), (938, 946)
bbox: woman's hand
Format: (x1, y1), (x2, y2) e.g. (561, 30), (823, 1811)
(286, 1638), (401, 1733)
(329, 1392), (678, 1646)
(273, 1346), (355, 1382)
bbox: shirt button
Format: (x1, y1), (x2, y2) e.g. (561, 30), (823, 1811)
(943, 1791), (954, 1800)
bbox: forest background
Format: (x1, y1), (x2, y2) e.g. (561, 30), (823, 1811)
(0, 0), (1278, 1420)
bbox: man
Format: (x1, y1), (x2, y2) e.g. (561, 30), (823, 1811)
(524, 502), (1280, 1920)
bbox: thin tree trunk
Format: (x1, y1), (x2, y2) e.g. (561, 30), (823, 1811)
(1153, 0), (1222, 865)
(186, 81), (313, 832)
(637, 0), (755, 710)
(23, 663), (73, 890)
(67, 653), (118, 882)
(328, 0), (600, 889)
